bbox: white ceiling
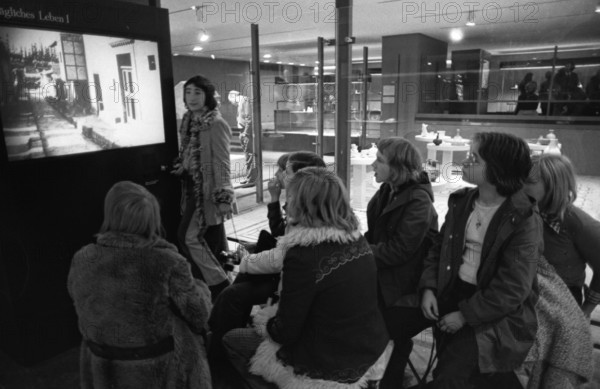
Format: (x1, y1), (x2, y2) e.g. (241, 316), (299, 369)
(161, 0), (600, 65)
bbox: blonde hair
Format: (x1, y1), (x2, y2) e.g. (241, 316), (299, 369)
(528, 154), (577, 221)
(377, 137), (422, 187)
(99, 181), (163, 241)
(286, 167), (358, 232)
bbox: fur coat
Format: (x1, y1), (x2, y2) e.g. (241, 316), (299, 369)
(516, 256), (593, 389)
(249, 226), (391, 389)
(68, 232), (212, 389)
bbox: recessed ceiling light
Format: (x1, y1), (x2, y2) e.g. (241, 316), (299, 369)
(288, 62), (294, 65)
(315, 60), (320, 64)
(300, 63), (305, 66)
(276, 61), (282, 64)
(264, 60), (270, 63)
(173, 53), (179, 56)
(263, 54), (272, 58)
(450, 29), (463, 42)
(596, 4), (600, 12)
(193, 46), (203, 51)
(211, 54), (215, 60)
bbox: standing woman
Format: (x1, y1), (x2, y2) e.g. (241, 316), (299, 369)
(173, 75), (234, 299)
(525, 154), (600, 316)
(366, 137), (439, 388)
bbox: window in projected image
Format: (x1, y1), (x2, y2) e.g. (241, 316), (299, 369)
(0, 26), (166, 161)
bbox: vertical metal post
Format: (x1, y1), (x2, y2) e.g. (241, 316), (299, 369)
(546, 45), (558, 117)
(335, 0), (352, 189)
(361, 46), (368, 148)
(317, 37), (325, 157)
(250, 24), (263, 202)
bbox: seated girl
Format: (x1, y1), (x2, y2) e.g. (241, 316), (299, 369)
(68, 181), (212, 389)
(524, 153), (600, 316)
(222, 167), (391, 389)
(390, 132), (543, 388)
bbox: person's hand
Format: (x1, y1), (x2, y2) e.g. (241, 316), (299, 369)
(267, 178), (282, 202)
(438, 311), (466, 333)
(217, 203), (232, 218)
(421, 289), (439, 321)
(171, 162), (184, 176)
(235, 244), (249, 261)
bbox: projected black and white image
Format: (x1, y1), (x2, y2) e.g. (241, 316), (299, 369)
(0, 26), (166, 161)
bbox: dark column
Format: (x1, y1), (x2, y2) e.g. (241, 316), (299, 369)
(335, 0), (352, 188)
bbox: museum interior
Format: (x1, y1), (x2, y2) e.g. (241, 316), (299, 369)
(0, 0), (600, 387)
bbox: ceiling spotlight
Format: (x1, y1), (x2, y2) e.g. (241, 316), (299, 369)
(466, 10), (475, 26)
(193, 46), (203, 51)
(315, 60), (319, 64)
(263, 54), (272, 58)
(276, 61), (282, 64)
(264, 60), (270, 63)
(288, 62), (294, 65)
(596, 4), (600, 12)
(450, 29), (463, 42)
(199, 29), (209, 42)
(211, 54), (215, 60)
(300, 63), (305, 66)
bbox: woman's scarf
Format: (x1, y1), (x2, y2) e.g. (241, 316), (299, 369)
(179, 108), (218, 214)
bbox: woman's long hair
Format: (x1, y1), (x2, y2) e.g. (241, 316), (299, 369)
(286, 167), (358, 233)
(377, 137), (423, 187)
(528, 154), (577, 221)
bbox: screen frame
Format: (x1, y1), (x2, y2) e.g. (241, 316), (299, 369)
(0, 0), (177, 168)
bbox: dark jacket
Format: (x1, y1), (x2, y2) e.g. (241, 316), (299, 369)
(543, 204), (600, 296)
(251, 226), (390, 386)
(419, 187), (543, 373)
(267, 200), (287, 238)
(365, 174), (438, 307)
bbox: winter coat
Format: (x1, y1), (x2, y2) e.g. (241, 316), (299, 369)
(516, 256), (593, 389)
(365, 175), (438, 307)
(267, 200), (287, 238)
(419, 187), (543, 373)
(542, 204), (600, 301)
(249, 226), (390, 388)
(179, 110), (233, 226)
(68, 232), (212, 389)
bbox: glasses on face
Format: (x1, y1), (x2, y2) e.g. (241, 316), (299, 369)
(464, 152), (480, 165)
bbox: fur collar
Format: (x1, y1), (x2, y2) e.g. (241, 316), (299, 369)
(277, 226), (361, 250)
(250, 339), (394, 389)
(96, 232), (177, 251)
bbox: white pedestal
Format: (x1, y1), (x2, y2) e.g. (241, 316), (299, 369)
(350, 156), (376, 210)
(426, 143), (471, 189)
